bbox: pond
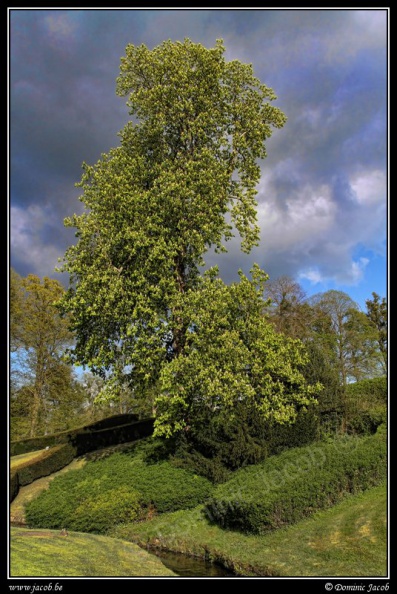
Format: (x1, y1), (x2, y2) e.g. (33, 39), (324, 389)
(150, 549), (236, 577)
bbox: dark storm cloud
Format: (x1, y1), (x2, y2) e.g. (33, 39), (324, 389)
(9, 8), (388, 303)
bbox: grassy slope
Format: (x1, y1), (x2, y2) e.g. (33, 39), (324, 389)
(110, 482), (387, 577)
(10, 527), (177, 577)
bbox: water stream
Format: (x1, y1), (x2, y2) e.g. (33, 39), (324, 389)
(150, 549), (236, 577)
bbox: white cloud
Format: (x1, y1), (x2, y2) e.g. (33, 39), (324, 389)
(11, 205), (63, 279)
(351, 169), (386, 206)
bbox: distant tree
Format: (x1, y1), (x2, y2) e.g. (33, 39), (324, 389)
(10, 268), (24, 351)
(309, 290), (360, 386)
(10, 272), (75, 437)
(344, 308), (385, 381)
(365, 292), (387, 372)
(308, 289), (386, 432)
(263, 275), (307, 337)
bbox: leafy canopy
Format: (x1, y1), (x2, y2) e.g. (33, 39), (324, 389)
(56, 39), (321, 436)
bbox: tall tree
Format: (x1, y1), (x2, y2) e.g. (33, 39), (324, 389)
(365, 292), (387, 372)
(10, 273), (75, 437)
(309, 290), (360, 386)
(343, 308), (385, 381)
(263, 275), (309, 338)
(58, 38), (296, 433)
(10, 268), (24, 351)
(155, 266), (321, 437)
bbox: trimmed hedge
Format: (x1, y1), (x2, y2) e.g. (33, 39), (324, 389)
(25, 440), (214, 533)
(10, 431), (70, 457)
(10, 413), (146, 456)
(10, 442), (77, 503)
(205, 428), (387, 534)
(10, 416), (155, 504)
(10, 471), (19, 504)
(345, 377), (387, 435)
(346, 377), (387, 403)
(16, 443), (77, 486)
(70, 419), (155, 456)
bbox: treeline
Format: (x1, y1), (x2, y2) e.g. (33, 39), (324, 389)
(9, 268), (387, 445)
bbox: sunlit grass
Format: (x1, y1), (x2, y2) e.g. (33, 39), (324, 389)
(10, 527), (177, 577)
(110, 482), (387, 577)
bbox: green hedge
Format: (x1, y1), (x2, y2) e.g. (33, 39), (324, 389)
(10, 414), (148, 456)
(345, 377), (387, 402)
(16, 443), (77, 486)
(70, 486), (142, 533)
(10, 431), (70, 456)
(205, 428), (387, 534)
(25, 440), (214, 533)
(10, 471), (19, 504)
(345, 377), (387, 435)
(70, 419), (154, 455)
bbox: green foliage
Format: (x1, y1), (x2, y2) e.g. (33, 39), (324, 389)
(345, 377), (387, 402)
(57, 38), (287, 433)
(365, 292), (387, 372)
(15, 443), (77, 487)
(10, 271), (78, 438)
(205, 431), (387, 534)
(167, 402), (319, 483)
(71, 487), (142, 533)
(155, 267), (322, 437)
(345, 377), (387, 435)
(25, 440), (214, 533)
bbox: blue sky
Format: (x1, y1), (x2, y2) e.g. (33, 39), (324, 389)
(9, 8), (388, 311)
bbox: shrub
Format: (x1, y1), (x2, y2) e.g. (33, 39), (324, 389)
(168, 403), (319, 483)
(345, 377), (387, 435)
(205, 431), (387, 534)
(25, 440), (214, 533)
(70, 487), (142, 533)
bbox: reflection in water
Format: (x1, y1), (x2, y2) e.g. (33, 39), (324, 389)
(151, 549), (235, 577)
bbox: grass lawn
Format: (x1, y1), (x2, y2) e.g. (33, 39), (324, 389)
(10, 527), (177, 577)
(110, 482), (388, 577)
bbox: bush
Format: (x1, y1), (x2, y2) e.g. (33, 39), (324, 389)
(168, 404), (319, 483)
(345, 377), (387, 435)
(205, 431), (387, 534)
(70, 487), (142, 533)
(25, 440), (214, 533)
